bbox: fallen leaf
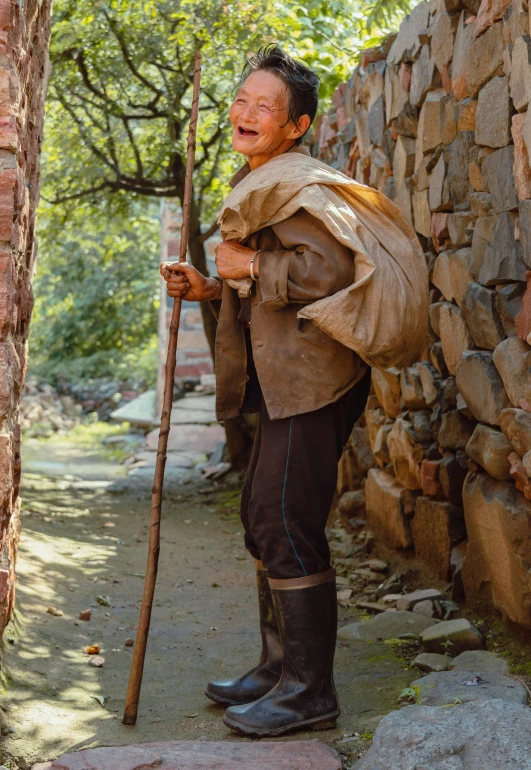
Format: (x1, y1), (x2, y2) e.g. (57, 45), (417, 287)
(85, 644), (101, 655)
(47, 606), (64, 617)
(93, 695), (106, 707)
(185, 712), (199, 718)
(88, 655), (105, 668)
(96, 596), (111, 607)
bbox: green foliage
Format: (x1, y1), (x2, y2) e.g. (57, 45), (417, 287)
(31, 197), (160, 387)
(34, 0), (418, 385)
(279, 0), (419, 99)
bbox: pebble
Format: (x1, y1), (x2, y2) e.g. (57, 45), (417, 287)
(88, 655), (105, 668)
(125, 638), (135, 647)
(412, 599), (435, 618)
(359, 559), (389, 572)
(79, 609), (92, 621)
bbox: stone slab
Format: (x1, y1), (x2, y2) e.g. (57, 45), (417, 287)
(420, 618), (483, 654)
(462, 471), (531, 629)
(356, 699), (531, 770)
(110, 389), (156, 427)
(338, 610), (439, 642)
(449, 650), (510, 674)
(145, 424), (225, 454)
(413, 652), (453, 672)
(412, 670), (527, 707)
(33, 741), (341, 770)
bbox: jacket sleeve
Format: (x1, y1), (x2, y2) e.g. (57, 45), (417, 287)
(258, 208), (355, 309)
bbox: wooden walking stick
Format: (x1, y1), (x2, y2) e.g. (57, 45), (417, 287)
(123, 51), (202, 726)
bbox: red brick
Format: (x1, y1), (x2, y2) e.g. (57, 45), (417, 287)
(421, 459), (442, 496)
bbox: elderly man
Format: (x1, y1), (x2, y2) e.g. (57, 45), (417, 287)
(161, 45), (382, 737)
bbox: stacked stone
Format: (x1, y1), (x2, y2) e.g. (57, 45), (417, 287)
(313, 0), (531, 630)
(0, 1), (52, 635)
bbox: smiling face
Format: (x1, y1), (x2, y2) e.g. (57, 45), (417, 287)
(230, 70), (310, 168)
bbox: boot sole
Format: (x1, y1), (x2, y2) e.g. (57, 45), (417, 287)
(204, 689), (248, 707)
(222, 709), (340, 737)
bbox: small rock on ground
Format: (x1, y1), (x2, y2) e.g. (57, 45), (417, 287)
(412, 670), (527, 707)
(413, 652), (453, 672)
(412, 599), (435, 617)
(355, 699), (531, 770)
(448, 650), (510, 674)
(420, 618), (483, 654)
(33, 740), (341, 770)
(338, 610), (439, 641)
(396, 588), (442, 611)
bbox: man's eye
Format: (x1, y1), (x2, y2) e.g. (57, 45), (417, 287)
(235, 98), (246, 104)
(258, 104), (272, 112)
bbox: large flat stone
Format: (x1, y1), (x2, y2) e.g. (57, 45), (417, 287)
(462, 471), (531, 629)
(411, 497), (467, 580)
(464, 19), (505, 96)
(510, 33), (531, 111)
(461, 282), (505, 350)
(493, 336), (530, 407)
(420, 618), (484, 654)
(145, 423), (225, 453)
(456, 350), (510, 425)
(34, 741), (341, 770)
(387, 1), (431, 64)
(465, 424), (513, 480)
(356, 699), (531, 770)
(482, 146), (519, 213)
(475, 75), (511, 148)
(413, 652), (452, 672)
(412, 670), (527, 707)
(338, 610), (438, 642)
(110, 389), (156, 427)
(449, 650), (510, 674)
(365, 468), (413, 548)
(479, 213), (526, 286)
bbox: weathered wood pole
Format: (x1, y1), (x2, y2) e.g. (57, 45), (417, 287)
(122, 51), (202, 725)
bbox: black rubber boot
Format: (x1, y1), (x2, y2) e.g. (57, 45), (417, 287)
(205, 562), (281, 706)
(223, 569), (339, 736)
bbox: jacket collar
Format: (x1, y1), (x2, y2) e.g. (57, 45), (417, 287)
(229, 145), (311, 189)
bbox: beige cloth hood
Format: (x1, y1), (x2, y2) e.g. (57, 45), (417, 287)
(218, 151), (429, 370)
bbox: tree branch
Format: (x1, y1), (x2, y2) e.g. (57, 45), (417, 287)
(103, 10), (163, 96)
(198, 221), (219, 244)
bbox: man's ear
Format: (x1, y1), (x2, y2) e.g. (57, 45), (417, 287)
(289, 114), (311, 139)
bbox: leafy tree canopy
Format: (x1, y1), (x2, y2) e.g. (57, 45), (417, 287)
(32, 0), (418, 385)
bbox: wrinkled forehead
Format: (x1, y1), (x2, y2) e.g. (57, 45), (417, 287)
(236, 70), (288, 106)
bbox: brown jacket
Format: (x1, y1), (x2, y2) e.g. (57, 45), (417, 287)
(215, 147), (367, 422)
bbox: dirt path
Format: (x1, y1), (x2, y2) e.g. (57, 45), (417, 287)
(1, 435), (413, 769)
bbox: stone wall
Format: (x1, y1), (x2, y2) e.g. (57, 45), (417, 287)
(0, 0), (53, 635)
(315, 0), (531, 630)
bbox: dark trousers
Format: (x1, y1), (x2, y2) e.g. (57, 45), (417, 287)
(240, 369), (371, 580)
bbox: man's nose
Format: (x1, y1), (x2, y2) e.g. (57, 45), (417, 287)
(240, 102), (258, 121)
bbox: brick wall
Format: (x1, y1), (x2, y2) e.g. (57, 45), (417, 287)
(0, 0), (52, 635)
(312, 0), (531, 629)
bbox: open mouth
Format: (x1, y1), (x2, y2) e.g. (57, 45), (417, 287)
(238, 126), (258, 137)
